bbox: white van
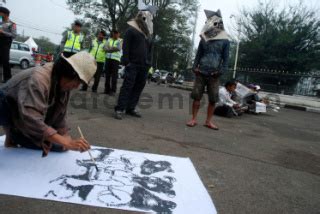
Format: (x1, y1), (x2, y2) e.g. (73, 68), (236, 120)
(10, 41), (35, 69)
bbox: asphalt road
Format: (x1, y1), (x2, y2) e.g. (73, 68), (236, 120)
(0, 72), (319, 214)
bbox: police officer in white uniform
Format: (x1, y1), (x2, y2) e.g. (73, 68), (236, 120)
(0, 6), (16, 83)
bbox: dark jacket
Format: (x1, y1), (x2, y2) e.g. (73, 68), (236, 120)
(0, 20), (16, 45)
(0, 19), (17, 39)
(193, 39), (230, 76)
(121, 26), (152, 67)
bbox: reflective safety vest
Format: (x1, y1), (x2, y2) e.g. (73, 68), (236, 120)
(106, 38), (121, 62)
(90, 39), (107, 63)
(64, 31), (83, 53)
(148, 67), (154, 75)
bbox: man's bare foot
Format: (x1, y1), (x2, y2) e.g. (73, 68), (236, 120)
(187, 119), (198, 127)
(204, 121), (219, 130)
(4, 136), (18, 148)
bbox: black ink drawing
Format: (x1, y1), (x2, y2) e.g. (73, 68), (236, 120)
(45, 148), (177, 213)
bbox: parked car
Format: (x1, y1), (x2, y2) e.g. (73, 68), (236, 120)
(151, 70), (175, 84)
(151, 70), (161, 82)
(10, 41), (35, 69)
(159, 71), (175, 84)
(175, 75), (185, 85)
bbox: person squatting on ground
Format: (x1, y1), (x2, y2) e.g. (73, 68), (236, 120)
(187, 9), (230, 130)
(244, 84), (269, 113)
(215, 81), (243, 118)
(81, 30), (107, 92)
(0, 52), (96, 157)
(0, 6), (16, 83)
(104, 30), (122, 96)
(114, 5), (158, 120)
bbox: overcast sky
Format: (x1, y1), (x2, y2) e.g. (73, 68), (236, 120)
(2, 0), (320, 45)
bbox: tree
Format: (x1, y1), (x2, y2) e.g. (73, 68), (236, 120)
(33, 36), (58, 53)
(14, 35), (29, 43)
(15, 35), (58, 54)
(237, 0), (320, 73)
(66, 0), (137, 33)
(152, 1), (197, 71)
(66, 0), (198, 71)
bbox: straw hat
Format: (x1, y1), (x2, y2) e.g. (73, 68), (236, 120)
(61, 51), (97, 84)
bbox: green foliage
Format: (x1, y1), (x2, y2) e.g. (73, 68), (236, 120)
(14, 35), (58, 54)
(66, 0), (198, 71)
(14, 34), (28, 43)
(237, 0), (320, 73)
(152, 1), (197, 71)
(66, 0), (137, 33)
(34, 36), (58, 53)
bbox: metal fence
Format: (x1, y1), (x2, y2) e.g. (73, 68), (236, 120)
(233, 68), (320, 97)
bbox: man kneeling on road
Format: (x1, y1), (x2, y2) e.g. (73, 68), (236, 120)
(187, 9), (230, 130)
(0, 52), (96, 157)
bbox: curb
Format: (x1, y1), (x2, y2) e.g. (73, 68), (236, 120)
(283, 104), (307, 111)
(283, 105), (320, 114)
(305, 107), (320, 114)
(268, 103), (320, 114)
(169, 84), (320, 114)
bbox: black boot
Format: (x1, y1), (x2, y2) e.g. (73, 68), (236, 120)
(126, 109), (142, 118)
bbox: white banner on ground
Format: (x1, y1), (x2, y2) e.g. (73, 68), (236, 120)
(0, 136), (216, 214)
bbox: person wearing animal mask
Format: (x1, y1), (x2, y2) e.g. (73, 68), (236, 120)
(114, 5), (158, 120)
(187, 9), (230, 130)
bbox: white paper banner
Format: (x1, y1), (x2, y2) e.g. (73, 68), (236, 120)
(0, 136), (216, 214)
